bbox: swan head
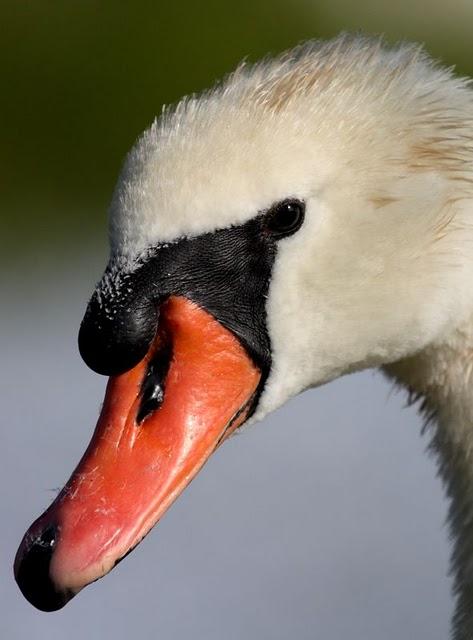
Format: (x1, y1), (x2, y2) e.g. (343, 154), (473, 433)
(109, 34), (473, 418)
(15, 34), (473, 611)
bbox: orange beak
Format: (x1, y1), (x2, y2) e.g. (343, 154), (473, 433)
(14, 296), (261, 610)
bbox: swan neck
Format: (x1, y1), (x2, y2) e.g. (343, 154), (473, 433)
(384, 316), (473, 639)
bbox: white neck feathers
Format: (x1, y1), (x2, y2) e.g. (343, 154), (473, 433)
(385, 316), (473, 638)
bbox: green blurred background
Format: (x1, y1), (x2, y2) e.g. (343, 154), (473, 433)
(2, 0), (473, 268)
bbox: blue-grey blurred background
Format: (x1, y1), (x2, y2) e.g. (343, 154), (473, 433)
(3, 1), (472, 638)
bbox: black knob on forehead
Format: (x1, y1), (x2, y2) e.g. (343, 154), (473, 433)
(78, 267), (158, 376)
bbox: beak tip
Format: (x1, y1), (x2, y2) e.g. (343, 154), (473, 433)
(14, 524), (75, 612)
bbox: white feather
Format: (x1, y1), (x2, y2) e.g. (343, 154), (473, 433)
(109, 34), (473, 637)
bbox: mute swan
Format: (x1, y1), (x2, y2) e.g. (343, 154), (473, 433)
(14, 34), (473, 638)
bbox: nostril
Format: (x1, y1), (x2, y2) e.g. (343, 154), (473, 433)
(136, 332), (173, 424)
(14, 525), (73, 612)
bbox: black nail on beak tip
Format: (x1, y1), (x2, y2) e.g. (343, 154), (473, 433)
(14, 525), (74, 612)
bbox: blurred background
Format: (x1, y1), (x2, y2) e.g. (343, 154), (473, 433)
(2, 1), (472, 638)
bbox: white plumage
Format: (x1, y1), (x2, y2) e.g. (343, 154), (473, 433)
(111, 37), (473, 415)
(12, 34), (472, 635)
(108, 34), (473, 637)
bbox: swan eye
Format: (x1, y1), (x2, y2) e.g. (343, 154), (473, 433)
(265, 199), (305, 238)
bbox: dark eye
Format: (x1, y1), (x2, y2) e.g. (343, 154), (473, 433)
(265, 199), (305, 238)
